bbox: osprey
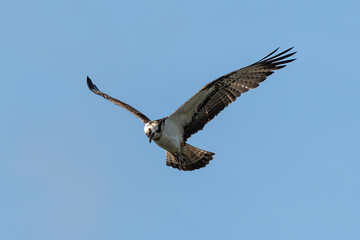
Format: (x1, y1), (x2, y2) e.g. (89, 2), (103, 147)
(87, 48), (296, 171)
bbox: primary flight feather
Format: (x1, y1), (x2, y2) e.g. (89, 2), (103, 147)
(87, 47), (296, 171)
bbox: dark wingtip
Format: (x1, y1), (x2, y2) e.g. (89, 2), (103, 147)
(257, 47), (279, 62)
(86, 76), (93, 89)
(86, 76), (99, 92)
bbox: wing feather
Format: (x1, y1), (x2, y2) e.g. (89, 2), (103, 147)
(168, 48), (296, 141)
(86, 76), (150, 124)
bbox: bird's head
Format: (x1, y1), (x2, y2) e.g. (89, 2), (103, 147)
(144, 121), (163, 143)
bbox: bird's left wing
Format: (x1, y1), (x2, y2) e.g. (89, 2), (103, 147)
(168, 48), (296, 141)
(86, 76), (151, 124)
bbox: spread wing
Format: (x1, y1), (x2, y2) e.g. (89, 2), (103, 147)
(86, 76), (150, 124)
(168, 47), (296, 141)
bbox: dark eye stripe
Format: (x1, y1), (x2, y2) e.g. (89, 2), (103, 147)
(157, 121), (164, 133)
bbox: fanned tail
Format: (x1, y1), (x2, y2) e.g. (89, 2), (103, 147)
(166, 144), (215, 171)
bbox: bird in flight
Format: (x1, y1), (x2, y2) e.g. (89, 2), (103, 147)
(87, 47), (296, 171)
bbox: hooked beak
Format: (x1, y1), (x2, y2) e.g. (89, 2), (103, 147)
(148, 133), (154, 143)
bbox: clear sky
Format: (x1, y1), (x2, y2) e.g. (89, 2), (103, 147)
(1, 0), (359, 239)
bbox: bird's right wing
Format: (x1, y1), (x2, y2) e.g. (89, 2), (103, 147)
(86, 76), (151, 124)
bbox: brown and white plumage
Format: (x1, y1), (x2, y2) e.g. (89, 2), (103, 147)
(168, 47), (296, 141)
(87, 48), (296, 171)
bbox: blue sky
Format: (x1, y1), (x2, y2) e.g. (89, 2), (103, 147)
(1, 0), (359, 239)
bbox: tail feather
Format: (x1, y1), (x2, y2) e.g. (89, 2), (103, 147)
(166, 144), (215, 171)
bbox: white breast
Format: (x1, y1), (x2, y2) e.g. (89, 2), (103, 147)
(154, 119), (183, 154)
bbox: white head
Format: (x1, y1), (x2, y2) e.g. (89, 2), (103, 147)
(144, 121), (163, 143)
